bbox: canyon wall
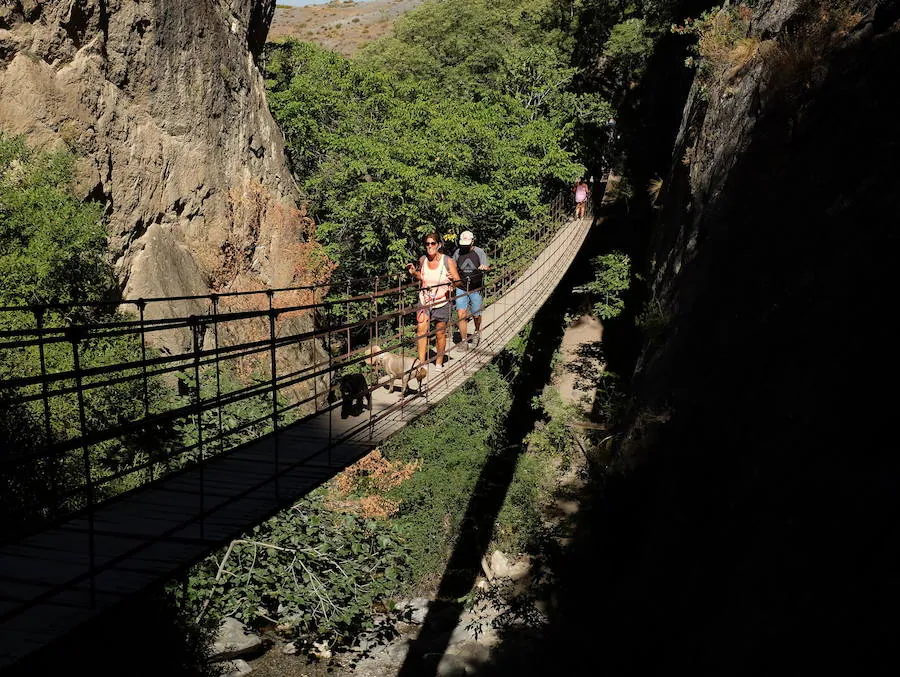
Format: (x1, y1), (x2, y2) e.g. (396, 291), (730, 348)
(536, 2), (900, 675)
(614, 0), (899, 671)
(0, 0), (317, 352)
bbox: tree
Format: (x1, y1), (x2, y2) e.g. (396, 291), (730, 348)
(265, 37), (592, 280)
(0, 135), (111, 308)
(0, 135), (176, 526)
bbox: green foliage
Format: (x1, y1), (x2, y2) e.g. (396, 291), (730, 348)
(359, 0), (610, 133)
(604, 17), (654, 60)
(186, 336), (571, 648)
(635, 296), (670, 340)
(381, 365), (512, 582)
(0, 323), (172, 521)
(188, 491), (411, 643)
(570, 0), (707, 172)
(485, 321), (536, 413)
(601, 17), (656, 93)
(524, 385), (582, 459)
(0, 135), (179, 524)
(495, 450), (548, 553)
(186, 362), (556, 648)
(264, 0), (604, 280)
(502, 321), (533, 373)
(361, 0), (568, 100)
(573, 250), (631, 320)
(592, 369), (627, 429)
(0, 134), (111, 306)
(174, 363), (296, 458)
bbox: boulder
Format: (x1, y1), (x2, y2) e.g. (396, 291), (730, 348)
(211, 617), (263, 661)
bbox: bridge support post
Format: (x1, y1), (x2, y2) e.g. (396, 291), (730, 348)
(346, 281), (351, 360)
(67, 326), (95, 608)
(398, 274), (408, 417)
(368, 291), (375, 440)
(373, 277), (379, 342)
(327, 302), (333, 468)
(33, 308), (52, 444)
(136, 299), (154, 483)
(211, 295), (224, 457)
(267, 290), (280, 502)
(137, 300), (149, 418)
(190, 316), (205, 541)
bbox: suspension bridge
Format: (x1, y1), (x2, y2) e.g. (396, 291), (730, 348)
(0, 191), (596, 670)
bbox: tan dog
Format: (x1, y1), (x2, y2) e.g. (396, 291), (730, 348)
(368, 345), (427, 394)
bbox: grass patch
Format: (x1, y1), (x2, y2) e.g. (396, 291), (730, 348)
(382, 365), (513, 584)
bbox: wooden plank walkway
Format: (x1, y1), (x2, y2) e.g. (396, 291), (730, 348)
(0, 215), (592, 670)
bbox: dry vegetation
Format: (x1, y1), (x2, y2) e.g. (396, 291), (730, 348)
(675, 1), (867, 86)
(325, 448), (421, 518)
(769, 1), (866, 87)
(197, 178), (335, 381)
(270, 0), (425, 56)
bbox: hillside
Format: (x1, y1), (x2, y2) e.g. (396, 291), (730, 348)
(270, 0), (425, 55)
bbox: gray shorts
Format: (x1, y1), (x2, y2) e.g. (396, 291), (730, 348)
(417, 303), (451, 323)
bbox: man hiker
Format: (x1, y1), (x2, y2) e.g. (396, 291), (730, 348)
(452, 230), (491, 349)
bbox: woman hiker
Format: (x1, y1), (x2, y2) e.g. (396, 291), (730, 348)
(406, 232), (461, 373)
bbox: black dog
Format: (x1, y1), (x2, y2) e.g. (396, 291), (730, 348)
(330, 372), (371, 419)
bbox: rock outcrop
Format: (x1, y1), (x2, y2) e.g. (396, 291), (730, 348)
(0, 1), (315, 348)
(508, 2), (900, 675)
(607, 0), (899, 671)
(632, 0), (900, 465)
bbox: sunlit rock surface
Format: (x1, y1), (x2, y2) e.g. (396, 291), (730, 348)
(0, 1), (308, 335)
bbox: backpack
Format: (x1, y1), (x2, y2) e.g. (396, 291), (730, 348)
(455, 249), (484, 290)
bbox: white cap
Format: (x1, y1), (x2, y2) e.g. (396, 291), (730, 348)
(459, 230), (474, 245)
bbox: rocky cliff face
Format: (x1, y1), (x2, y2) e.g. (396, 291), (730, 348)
(0, 0), (312, 342)
(533, 2), (900, 674)
(632, 0), (899, 469)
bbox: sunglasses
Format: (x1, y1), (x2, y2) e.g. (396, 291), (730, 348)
(425, 241), (438, 246)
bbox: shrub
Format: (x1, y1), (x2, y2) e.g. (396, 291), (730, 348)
(636, 296), (670, 341)
(524, 386), (582, 460)
(672, 3), (755, 82)
(494, 451), (547, 553)
(381, 365), (512, 583)
(768, 1), (865, 91)
(601, 17), (656, 92)
(0, 134), (181, 524)
(573, 251), (631, 321)
(0, 134), (110, 306)
(188, 490), (412, 644)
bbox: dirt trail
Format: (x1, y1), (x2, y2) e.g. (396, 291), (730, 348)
(555, 314), (604, 415)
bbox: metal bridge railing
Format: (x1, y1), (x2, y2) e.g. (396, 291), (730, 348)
(0, 190), (594, 648)
(0, 189), (590, 549)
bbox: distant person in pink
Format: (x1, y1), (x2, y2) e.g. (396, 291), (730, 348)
(573, 179), (590, 219)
